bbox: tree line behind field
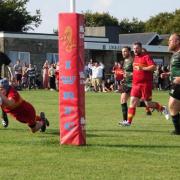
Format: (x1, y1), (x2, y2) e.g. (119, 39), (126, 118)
(84, 10), (180, 35)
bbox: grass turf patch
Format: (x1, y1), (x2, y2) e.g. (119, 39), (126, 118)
(0, 90), (180, 180)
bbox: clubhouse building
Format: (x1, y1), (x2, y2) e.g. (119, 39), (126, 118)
(0, 26), (171, 73)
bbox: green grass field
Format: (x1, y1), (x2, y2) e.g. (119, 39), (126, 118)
(0, 90), (180, 180)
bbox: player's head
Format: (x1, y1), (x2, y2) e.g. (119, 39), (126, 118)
(168, 33), (180, 52)
(133, 41), (142, 56)
(0, 78), (10, 95)
(122, 46), (131, 59)
(16, 59), (20, 63)
(94, 61), (99, 67)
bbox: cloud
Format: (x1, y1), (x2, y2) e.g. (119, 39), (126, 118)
(92, 0), (113, 12)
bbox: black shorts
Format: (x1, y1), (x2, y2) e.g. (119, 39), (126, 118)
(15, 74), (22, 81)
(119, 84), (131, 94)
(169, 83), (180, 100)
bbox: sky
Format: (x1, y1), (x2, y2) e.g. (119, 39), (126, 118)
(26, 0), (180, 34)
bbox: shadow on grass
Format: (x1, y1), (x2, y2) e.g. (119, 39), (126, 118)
(0, 128), (26, 132)
(0, 127), (60, 138)
(87, 143), (180, 149)
(45, 129), (59, 136)
(87, 128), (167, 134)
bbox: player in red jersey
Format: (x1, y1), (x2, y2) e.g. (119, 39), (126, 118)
(121, 42), (169, 126)
(0, 78), (49, 132)
(113, 62), (124, 92)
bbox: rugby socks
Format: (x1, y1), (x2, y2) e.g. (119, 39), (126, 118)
(127, 107), (136, 124)
(28, 116), (41, 129)
(35, 116), (41, 121)
(172, 113), (180, 134)
(145, 106), (151, 113)
(121, 103), (128, 121)
(139, 101), (151, 114)
(154, 102), (163, 111)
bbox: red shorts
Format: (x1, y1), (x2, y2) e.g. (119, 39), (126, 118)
(9, 101), (36, 127)
(131, 83), (152, 101)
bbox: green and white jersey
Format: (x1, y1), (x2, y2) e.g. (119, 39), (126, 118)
(123, 57), (133, 87)
(170, 51), (180, 82)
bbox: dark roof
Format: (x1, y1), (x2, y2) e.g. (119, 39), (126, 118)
(119, 32), (160, 45)
(159, 34), (170, 40)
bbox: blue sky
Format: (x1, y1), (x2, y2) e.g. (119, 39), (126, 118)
(27, 0), (180, 33)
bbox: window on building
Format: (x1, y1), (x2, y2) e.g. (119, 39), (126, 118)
(46, 53), (58, 64)
(8, 51), (30, 65)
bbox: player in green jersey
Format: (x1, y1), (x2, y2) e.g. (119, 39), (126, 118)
(119, 46), (133, 124)
(167, 33), (180, 134)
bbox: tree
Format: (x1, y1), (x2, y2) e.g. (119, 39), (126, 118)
(83, 11), (145, 33)
(0, 0), (41, 32)
(170, 9), (180, 33)
(83, 11), (119, 27)
(119, 18), (145, 34)
(145, 9), (180, 34)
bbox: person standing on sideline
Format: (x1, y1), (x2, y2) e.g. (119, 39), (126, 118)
(121, 42), (169, 126)
(42, 60), (49, 89)
(113, 62), (124, 92)
(13, 59), (22, 89)
(48, 63), (56, 91)
(89, 61), (104, 92)
(26, 64), (36, 90)
(55, 63), (59, 91)
(162, 33), (180, 134)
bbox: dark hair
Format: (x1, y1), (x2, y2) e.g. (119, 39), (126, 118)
(133, 41), (142, 47)
(122, 46), (131, 52)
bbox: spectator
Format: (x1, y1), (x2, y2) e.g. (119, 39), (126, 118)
(55, 63), (59, 91)
(161, 66), (170, 90)
(26, 64), (36, 90)
(21, 63), (28, 89)
(42, 60), (49, 89)
(89, 61), (104, 92)
(103, 78), (114, 92)
(157, 65), (163, 90)
(48, 63), (56, 91)
(87, 59), (93, 80)
(13, 60), (22, 89)
(113, 62), (124, 92)
(84, 62), (90, 79)
(112, 61), (118, 84)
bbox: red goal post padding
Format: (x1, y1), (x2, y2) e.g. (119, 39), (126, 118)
(58, 13), (86, 145)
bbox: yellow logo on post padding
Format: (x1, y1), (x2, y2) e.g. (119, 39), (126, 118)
(60, 26), (76, 53)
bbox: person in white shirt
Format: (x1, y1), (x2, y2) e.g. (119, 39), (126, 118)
(89, 61), (104, 92)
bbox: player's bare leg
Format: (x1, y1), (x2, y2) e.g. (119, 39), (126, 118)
(169, 96), (180, 134)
